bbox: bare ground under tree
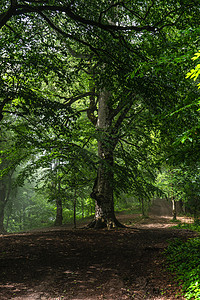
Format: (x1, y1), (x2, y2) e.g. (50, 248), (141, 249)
(0, 200), (198, 300)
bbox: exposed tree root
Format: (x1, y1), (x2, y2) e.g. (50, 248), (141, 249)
(86, 216), (127, 229)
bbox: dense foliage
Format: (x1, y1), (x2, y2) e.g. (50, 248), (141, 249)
(165, 236), (200, 299)
(186, 51), (200, 89)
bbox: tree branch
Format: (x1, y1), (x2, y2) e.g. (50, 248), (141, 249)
(0, 1), (197, 34)
(38, 12), (123, 65)
(67, 45), (91, 59)
(36, 11), (99, 55)
(64, 91), (98, 105)
(143, 1), (155, 20)
(0, 7), (15, 29)
(87, 86), (98, 126)
(21, 0), (49, 2)
(0, 98), (12, 121)
(15, 4), (157, 32)
(111, 101), (133, 135)
(154, 7), (184, 29)
(119, 2), (144, 21)
(98, 2), (124, 23)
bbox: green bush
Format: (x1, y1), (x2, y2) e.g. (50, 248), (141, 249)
(176, 222), (200, 233)
(164, 237), (200, 299)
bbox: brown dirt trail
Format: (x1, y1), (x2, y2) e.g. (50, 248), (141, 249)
(0, 201), (197, 300)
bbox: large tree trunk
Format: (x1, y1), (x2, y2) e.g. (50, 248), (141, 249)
(90, 148), (117, 228)
(89, 90), (125, 229)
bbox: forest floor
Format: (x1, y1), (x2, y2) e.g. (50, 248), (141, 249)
(0, 199), (199, 300)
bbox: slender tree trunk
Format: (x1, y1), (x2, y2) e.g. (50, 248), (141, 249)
(193, 197), (198, 221)
(54, 198), (63, 226)
(81, 199), (84, 219)
(0, 181), (7, 233)
(73, 189), (77, 229)
(90, 198), (93, 215)
(5, 213), (11, 231)
(178, 200), (185, 214)
(172, 197), (177, 221)
(89, 90), (125, 229)
(0, 202), (6, 233)
(19, 212), (22, 231)
(140, 198), (145, 217)
(54, 180), (63, 226)
(170, 177), (177, 221)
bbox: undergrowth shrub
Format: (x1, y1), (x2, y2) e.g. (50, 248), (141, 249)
(176, 222), (200, 233)
(164, 237), (200, 299)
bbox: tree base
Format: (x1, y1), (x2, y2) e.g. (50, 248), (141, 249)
(86, 216), (127, 229)
(54, 219), (63, 226)
(0, 228), (7, 235)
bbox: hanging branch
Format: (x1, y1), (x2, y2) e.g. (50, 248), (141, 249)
(0, 98), (12, 121)
(111, 101), (133, 136)
(1, 1), (191, 33)
(64, 91), (97, 105)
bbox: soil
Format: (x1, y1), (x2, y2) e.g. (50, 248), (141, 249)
(0, 199), (198, 300)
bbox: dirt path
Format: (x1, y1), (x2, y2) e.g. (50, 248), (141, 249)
(0, 211), (198, 300)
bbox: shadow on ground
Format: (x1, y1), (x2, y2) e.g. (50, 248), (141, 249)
(0, 207), (197, 300)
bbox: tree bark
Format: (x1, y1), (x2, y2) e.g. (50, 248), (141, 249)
(54, 180), (63, 226)
(54, 197), (63, 226)
(73, 189), (77, 229)
(0, 169), (13, 234)
(0, 181), (7, 233)
(140, 198), (146, 217)
(172, 197), (177, 221)
(89, 90), (125, 229)
(81, 199), (84, 219)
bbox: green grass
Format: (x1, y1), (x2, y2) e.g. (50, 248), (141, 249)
(164, 223), (200, 299)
